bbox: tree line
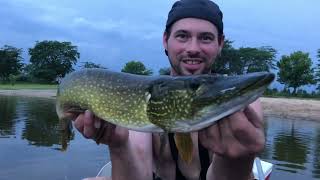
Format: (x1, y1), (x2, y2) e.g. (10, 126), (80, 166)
(1, 40), (320, 97)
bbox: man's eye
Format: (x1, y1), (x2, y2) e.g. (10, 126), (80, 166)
(176, 34), (188, 41)
(200, 36), (214, 43)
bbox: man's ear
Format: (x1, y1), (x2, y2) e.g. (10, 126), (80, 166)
(218, 34), (225, 53)
(218, 46), (223, 54)
(163, 32), (169, 50)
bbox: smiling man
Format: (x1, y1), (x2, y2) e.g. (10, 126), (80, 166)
(77, 0), (265, 180)
(164, 17), (223, 76)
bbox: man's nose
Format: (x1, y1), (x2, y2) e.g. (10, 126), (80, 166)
(186, 38), (201, 55)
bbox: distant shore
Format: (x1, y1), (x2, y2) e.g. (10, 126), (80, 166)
(261, 97), (320, 122)
(0, 89), (56, 98)
(0, 89), (319, 122)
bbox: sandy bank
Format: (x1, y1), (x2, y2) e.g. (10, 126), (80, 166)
(260, 97), (320, 122)
(0, 89), (56, 99)
(0, 89), (319, 121)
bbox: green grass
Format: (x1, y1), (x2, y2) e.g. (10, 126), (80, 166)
(0, 83), (57, 90)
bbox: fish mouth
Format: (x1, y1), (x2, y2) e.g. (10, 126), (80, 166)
(238, 72), (275, 94)
(193, 72), (275, 103)
(171, 72), (275, 132)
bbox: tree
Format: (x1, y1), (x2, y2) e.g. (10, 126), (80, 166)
(121, 61), (152, 75)
(159, 67), (171, 75)
(238, 46), (277, 74)
(211, 40), (276, 75)
(211, 39), (240, 75)
(28, 40), (79, 83)
(8, 74), (18, 86)
(316, 49), (320, 91)
(80, 61), (106, 69)
(277, 51), (315, 94)
(0, 45), (23, 81)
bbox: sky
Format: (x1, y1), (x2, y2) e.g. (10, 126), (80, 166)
(1, 0), (320, 89)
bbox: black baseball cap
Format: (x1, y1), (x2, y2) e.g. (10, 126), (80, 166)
(166, 0), (224, 34)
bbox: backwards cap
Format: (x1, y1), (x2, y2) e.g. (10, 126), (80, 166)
(166, 0), (223, 34)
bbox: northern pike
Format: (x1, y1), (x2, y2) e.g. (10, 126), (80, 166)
(56, 68), (274, 163)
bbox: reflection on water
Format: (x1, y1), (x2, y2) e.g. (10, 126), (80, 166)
(261, 116), (320, 179)
(0, 96), (18, 137)
(313, 129), (320, 179)
(0, 95), (320, 180)
(0, 96), (108, 180)
(20, 96), (73, 150)
(0, 95), (73, 150)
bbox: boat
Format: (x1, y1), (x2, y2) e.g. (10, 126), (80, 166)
(96, 157), (273, 180)
(252, 157), (273, 180)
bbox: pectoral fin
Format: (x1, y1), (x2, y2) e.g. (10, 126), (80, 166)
(174, 133), (193, 164)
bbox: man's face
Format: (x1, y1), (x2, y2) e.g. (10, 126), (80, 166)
(163, 18), (224, 76)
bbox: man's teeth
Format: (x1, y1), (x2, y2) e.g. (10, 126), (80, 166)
(184, 60), (201, 64)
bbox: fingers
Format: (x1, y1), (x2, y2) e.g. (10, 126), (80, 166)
(199, 104), (265, 158)
(71, 110), (129, 147)
(98, 123), (116, 145)
(73, 113), (84, 133)
(94, 123), (129, 148)
(228, 101), (264, 138)
(94, 118), (101, 129)
(64, 112), (80, 121)
(72, 110), (101, 139)
(199, 121), (224, 155)
(228, 112), (256, 139)
(228, 110), (265, 154)
(205, 117), (248, 157)
(244, 100), (264, 129)
(83, 110), (96, 138)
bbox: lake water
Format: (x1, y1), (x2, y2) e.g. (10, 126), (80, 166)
(0, 95), (320, 180)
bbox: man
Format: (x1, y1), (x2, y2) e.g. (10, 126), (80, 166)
(77, 0), (265, 179)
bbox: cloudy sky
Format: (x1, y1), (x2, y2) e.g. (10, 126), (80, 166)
(1, 0), (319, 76)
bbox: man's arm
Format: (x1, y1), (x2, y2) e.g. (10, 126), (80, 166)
(73, 111), (153, 180)
(110, 131), (153, 180)
(199, 100), (265, 180)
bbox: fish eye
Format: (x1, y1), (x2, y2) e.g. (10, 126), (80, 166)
(189, 81), (200, 91)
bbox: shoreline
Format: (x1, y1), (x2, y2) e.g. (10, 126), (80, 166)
(0, 89), (57, 99)
(261, 97), (320, 122)
(0, 89), (319, 122)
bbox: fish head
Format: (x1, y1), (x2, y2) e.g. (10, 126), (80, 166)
(192, 72), (275, 104)
(161, 72), (275, 132)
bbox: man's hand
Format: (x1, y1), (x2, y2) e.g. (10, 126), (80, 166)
(72, 110), (129, 148)
(198, 100), (264, 158)
(198, 100), (265, 180)
(71, 110), (153, 180)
